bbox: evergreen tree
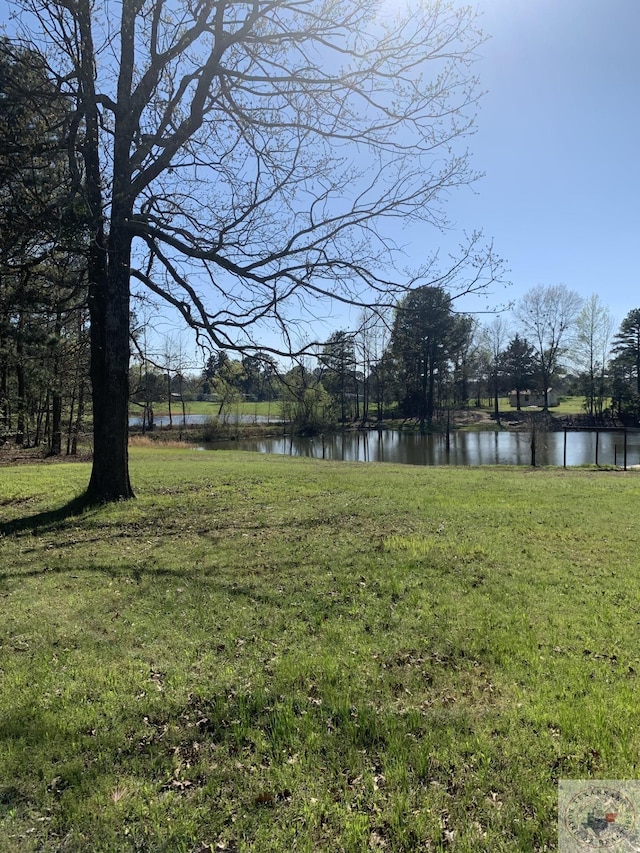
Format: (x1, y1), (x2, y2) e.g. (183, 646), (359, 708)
(502, 335), (536, 411)
(389, 286), (471, 429)
(0, 40), (88, 449)
(612, 309), (640, 396)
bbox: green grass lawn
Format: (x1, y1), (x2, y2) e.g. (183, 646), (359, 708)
(488, 396), (587, 416)
(545, 396), (588, 416)
(130, 400), (282, 418)
(1, 449), (640, 851)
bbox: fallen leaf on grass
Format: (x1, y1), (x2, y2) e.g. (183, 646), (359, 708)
(255, 789), (292, 806)
(369, 831), (388, 849)
(255, 792), (274, 806)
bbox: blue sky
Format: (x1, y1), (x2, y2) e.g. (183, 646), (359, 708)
(442, 0), (640, 326)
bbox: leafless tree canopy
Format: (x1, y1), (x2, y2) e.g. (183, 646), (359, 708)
(15, 0), (500, 354)
(515, 284), (583, 408)
(7, 0), (508, 499)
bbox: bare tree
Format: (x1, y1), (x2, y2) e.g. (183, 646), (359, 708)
(12, 0), (504, 500)
(480, 315), (509, 422)
(515, 285), (583, 410)
(573, 294), (614, 416)
(352, 306), (395, 423)
(162, 334), (196, 428)
(353, 307), (387, 423)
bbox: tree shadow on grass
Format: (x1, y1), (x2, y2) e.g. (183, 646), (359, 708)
(0, 493), (99, 538)
(1, 561), (198, 583)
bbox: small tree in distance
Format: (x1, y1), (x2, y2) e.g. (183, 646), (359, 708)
(10, 0), (504, 501)
(515, 285), (583, 410)
(573, 294), (614, 417)
(480, 316), (509, 422)
(502, 334), (536, 411)
(319, 331), (358, 423)
(389, 285), (472, 430)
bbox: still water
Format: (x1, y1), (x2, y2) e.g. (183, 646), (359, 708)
(203, 429), (640, 468)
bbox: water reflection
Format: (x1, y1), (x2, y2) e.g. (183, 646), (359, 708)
(203, 429), (640, 468)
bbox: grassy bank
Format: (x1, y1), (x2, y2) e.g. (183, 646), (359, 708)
(129, 401), (282, 419)
(1, 449), (640, 851)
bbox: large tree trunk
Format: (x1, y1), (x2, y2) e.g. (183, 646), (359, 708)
(426, 364), (436, 425)
(79, 0), (134, 501)
(85, 219), (134, 501)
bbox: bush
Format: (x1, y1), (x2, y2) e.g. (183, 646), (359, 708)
(201, 416), (226, 442)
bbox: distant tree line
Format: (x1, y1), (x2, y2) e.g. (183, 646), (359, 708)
(7, 233), (640, 444)
(142, 284), (637, 435)
(270, 285), (640, 432)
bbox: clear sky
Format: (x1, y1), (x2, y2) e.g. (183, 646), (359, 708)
(441, 0), (640, 327)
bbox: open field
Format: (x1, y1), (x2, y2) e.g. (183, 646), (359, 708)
(1, 449), (640, 851)
(545, 396), (587, 416)
(130, 401), (282, 419)
(488, 396), (587, 417)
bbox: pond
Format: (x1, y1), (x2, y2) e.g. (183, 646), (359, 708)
(202, 428), (640, 468)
